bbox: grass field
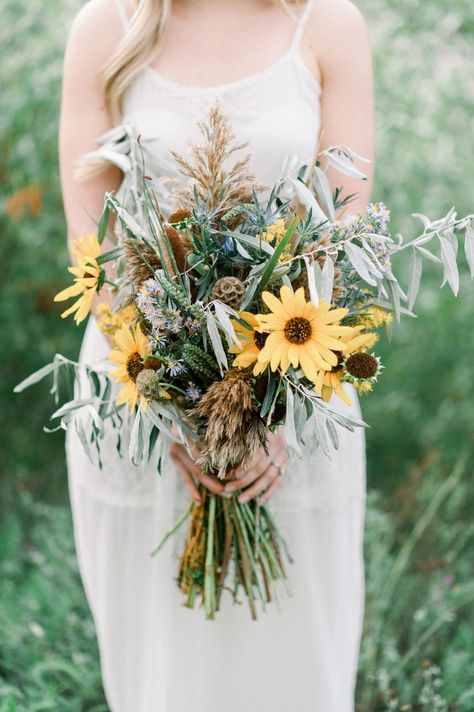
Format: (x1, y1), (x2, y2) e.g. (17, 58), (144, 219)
(1, 0), (473, 709)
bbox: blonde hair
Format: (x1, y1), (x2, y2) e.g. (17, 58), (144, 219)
(103, 0), (303, 124)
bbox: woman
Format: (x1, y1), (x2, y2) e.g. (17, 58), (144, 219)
(59, 0), (375, 710)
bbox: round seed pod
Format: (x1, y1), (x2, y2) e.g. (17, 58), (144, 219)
(210, 276), (245, 310)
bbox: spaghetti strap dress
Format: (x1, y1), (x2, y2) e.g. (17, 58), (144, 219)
(65, 1), (367, 710)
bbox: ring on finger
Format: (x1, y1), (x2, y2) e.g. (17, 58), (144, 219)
(270, 460), (284, 477)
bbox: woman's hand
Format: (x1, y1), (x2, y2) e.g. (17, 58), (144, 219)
(223, 428), (288, 505)
(169, 440), (225, 505)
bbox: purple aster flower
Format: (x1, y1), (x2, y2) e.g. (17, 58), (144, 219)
(185, 385), (202, 402)
(166, 359), (187, 377)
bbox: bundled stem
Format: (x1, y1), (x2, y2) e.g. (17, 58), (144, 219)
(156, 485), (291, 619)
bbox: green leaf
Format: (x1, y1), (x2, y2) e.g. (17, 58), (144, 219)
(205, 310), (228, 372)
(97, 245), (123, 264)
(313, 167), (336, 221)
(255, 217), (298, 295)
(97, 204), (110, 244)
(13, 360), (57, 393)
(407, 247), (423, 311)
(439, 231), (459, 295)
(464, 221), (474, 278)
(285, 385), (303, 457)
(260, 372), (277, 419)
(220, 228), (274, 255)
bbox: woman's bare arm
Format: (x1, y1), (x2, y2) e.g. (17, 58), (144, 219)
(59, 0), (124, 313)
(307, 0), (376, 216)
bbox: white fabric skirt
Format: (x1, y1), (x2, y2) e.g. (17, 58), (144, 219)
(66, 314), (367, 712)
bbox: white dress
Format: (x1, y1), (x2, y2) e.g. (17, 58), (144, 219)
(66, 1), (367, 710)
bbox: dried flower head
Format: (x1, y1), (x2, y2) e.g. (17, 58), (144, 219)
(170, 102), (263, 227)
(123, 237), (161, 289)
(192, 369), (267, 479)
(210, 276), (245, 309)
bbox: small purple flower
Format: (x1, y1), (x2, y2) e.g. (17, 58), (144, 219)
(185, 316), (202, 334)
(166, 359), (187, 377)
(151, 330), (168, 349)
(185, 385), (202, 402)
(168, 319), (183, 335)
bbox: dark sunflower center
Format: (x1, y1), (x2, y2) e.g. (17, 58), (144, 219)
(284, 317), (312, 345)
(345, 352), (378, 379)
(334, 352), (345, 372)
(126, 352), (144, 382)
(253, 331), (268, 350)
(144, 356), (162, 371)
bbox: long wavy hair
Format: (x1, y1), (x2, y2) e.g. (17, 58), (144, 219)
(104, 0), (304, 124)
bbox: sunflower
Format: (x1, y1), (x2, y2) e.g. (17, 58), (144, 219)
(54, 233), (104, 325)
(256, 286), (355, 381)
(108, 323), (150, 411)
(314, 326), (377, 406)
(229, 312), (270, 375)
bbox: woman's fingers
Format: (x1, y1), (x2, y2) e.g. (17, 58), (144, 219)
(237, 458), (287, 503)
(171, 445), (225, 497)
(178, 452), (225, 495)
(171, 452), (202, 504)
(224, 444), (286, 494)
(258, 472), (284, 505)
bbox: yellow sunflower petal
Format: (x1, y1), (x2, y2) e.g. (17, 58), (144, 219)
(342, 334), (375, 353)
(279, 352), (291, 374)
(313, 333), (346, 351)
(287, 344), (300, 368)
(257, 314), (287, 330)
(54, 283), (85, 302)
(303, 340), (333, 370)
(299, 346), (318, 382)
(280, 285), (296, 311)
(261, 290), (291, 318)
(321, 384), (333, 402)
(258, 331), (285, 363)
(60, 300), (82, 319)
(293, 287), (307, 313)
(335, 383), (352, 406)
(315, 369), (326, 395)
(233, 350), (258, 368)
(74, 291), (95, 324)
(270, 340), (292, 371)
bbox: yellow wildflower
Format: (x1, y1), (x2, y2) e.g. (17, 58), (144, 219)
(54, 233), (103, 325)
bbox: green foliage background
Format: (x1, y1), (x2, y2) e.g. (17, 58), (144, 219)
(0, 0), (472, 709)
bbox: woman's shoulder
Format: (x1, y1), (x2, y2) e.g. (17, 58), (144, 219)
(308, 0), (369, 48)
(66, 0), (125, 69)
(306, 0), (371, 76)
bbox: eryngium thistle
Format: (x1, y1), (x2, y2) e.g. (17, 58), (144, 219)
(192, 369), (268, 479)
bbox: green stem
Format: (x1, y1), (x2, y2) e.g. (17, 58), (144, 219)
(204, 495), (217, 619)
(150, 502), (193, 556)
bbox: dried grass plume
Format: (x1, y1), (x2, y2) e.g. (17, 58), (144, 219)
(192, 369), (268, 479)
(170, 102), (264, 226)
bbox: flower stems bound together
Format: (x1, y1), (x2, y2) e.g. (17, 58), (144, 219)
(158, 486), (291, 620)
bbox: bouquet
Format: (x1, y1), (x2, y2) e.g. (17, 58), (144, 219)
(15, 103), (474, 619)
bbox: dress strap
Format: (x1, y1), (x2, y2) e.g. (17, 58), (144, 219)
(114, 0), (130, 33)
(290, 0), (315, 52)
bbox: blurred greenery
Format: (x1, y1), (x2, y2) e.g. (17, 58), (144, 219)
(0, 0), (472, 709)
